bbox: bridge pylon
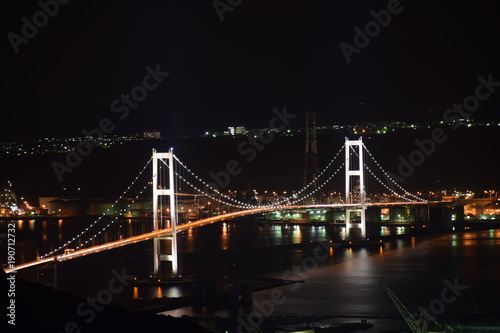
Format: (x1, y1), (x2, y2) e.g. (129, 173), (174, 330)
(152, 149), (178, 277)
(344, 137), (367, 239)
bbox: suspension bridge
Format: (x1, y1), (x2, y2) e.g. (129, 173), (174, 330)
(6, 138), (431, 276)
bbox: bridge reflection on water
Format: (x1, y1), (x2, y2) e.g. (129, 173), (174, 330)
(8, 218), (417, 296)
(8, 213), (421, 265)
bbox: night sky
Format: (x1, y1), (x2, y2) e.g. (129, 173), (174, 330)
(2, 0), (500, 141)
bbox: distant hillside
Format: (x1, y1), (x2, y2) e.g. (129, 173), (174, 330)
(1, 126), (498, 204)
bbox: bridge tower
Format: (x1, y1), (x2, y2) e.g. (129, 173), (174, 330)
(303, 112), (319, 189)
(152, 149), (178, 277)
(344, 138), (367, 239)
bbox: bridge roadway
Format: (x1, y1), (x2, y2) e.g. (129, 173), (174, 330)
(4, 201), (428, 273)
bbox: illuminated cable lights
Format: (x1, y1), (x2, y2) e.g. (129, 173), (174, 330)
(40, 158), (153, 258)
(362, 143), (426, 202)
(172, 156), (260, 208)
(71, 182), (150, 252)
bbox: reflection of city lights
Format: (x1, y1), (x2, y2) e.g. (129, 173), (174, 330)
(132, 286), (140, 299)
(221, 222), (229, 248)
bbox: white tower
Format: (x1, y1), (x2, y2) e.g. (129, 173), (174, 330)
(344, 138), (367, 239)
(152, 149), (178, 277)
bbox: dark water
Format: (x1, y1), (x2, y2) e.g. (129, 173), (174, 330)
(4, 219), (500, 332)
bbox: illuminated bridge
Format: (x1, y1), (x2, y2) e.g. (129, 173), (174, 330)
(6, 138), (433, 276)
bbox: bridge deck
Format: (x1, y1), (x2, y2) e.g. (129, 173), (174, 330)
(4, 202), (428, 273)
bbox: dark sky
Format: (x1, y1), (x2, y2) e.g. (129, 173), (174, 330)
(2, 0), (500, 141)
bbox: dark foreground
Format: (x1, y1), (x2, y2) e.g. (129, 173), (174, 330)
(1, 270), (211, 333)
